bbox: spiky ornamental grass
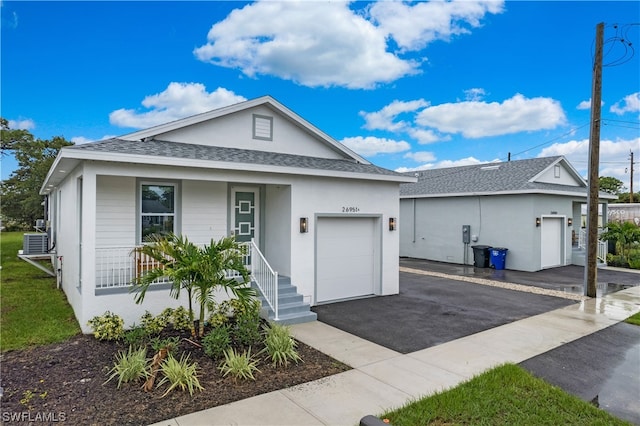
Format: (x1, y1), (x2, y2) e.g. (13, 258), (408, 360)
(261, 323), (302, 367)
(218, 347), (260, 382)
(104, 346), (149, 389)
(157, 353), (204, 397)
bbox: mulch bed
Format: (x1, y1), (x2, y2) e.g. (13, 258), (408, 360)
(0, 330), (350, 425)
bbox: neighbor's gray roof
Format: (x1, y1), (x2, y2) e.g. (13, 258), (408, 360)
(68, 138), (406, 178)
(401, 156), (596, 197)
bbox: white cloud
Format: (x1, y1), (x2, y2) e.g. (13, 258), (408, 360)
(360, 99), (429, 131)
(538, 136), (640, 184)
(340, 136), (411, 157)
(610, 92), (640, 115)
(7, 118), (35, 130)
(70, 135), (116, 145)
(71, 136), (93, 145)
(109, 83), (246, 128)
(577, 98), (604, 110)
(407, 128), (443, 144)
(577, 99), (591, 110)
(463, 88), (486, 102)
(403, 151), (436, 163)
(368, 1), (504, 51)
(416, 94), (567, 138)
(194, 1), (503, 89)
(395, 156), (484, 173)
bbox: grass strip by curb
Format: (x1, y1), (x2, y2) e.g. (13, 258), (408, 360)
(382, 363), (632, 426)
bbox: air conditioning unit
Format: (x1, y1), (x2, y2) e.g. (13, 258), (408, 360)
(23, 233), (48, 255)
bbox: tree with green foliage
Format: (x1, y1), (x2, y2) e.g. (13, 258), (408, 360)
(600, 221), (640, 259)
(1, 118), (73, 229)
(132, 234), (255, 338)
(599, 176), (625, 196)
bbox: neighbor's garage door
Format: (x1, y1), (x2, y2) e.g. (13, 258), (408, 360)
(316, 217), (376, 303)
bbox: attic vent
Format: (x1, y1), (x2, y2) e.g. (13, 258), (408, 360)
(481, 165), (500, 170)
(253, 114), (273, 141)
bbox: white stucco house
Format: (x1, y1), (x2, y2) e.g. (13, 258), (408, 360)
(399, 156), (616, 272)
(41, 96), (415, 332)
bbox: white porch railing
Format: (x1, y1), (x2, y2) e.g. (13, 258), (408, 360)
(95, 241), (279, 319)
(247, 239), (279, 320)
(95, 246), (169, 289)
(577, 229), (608, 263)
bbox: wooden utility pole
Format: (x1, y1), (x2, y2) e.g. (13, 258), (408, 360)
(584, 22), (604, 298)
(630, 151), (634, 203)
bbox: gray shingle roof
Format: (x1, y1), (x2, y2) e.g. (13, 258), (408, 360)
(400, 156), (591, 197)
(69, 138), (406, 178)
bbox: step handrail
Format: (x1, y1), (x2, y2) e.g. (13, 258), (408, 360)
(247, 239), (279, 321)
(578, 228), (608, 263)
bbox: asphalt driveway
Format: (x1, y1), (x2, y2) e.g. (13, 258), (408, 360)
(312, 270), (575, 354)
(312, 259), (640, 424)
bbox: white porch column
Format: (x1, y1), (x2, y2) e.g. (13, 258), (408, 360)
(80, 170), (97, 324)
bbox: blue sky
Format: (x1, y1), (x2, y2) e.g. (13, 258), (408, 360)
(2, 1), (639, 191)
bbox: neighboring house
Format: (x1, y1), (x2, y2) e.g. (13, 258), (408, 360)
(41, 96), (415, 332)
(399, 156), (617, 272)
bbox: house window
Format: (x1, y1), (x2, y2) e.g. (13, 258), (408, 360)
(554, 165), (561, 178)
(253, 114), (273, 141)
(141, 183), (175, 242)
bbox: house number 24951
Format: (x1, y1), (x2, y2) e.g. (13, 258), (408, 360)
(342, 206), (360, 213)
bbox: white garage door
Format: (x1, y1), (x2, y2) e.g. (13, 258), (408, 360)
(541, 217), (563, 268)
(316, 217), (377, 303)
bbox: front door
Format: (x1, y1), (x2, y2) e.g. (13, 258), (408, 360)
(231, 187), (259, 246)
(541, 216), (563, 268)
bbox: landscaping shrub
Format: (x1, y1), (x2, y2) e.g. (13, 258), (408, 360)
(141, 310), (169, 335)
(170, 306), (191, 331)
(233, 300), (262, 346)
(150, 336), (180, 355)
(87, 311), (125, 341)
(123, 325), (149, 347)
(202, 325), (232, 359)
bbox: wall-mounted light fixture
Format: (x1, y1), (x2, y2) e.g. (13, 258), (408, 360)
(389, 217), (397, 231)
(299, 217), (308, 233)
(535, 217), (541, 227)
(567, 218), (573, 226)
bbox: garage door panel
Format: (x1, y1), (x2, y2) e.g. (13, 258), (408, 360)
(316, 217), (377, 303)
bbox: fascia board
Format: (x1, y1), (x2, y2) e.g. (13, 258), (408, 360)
(51, 149), (415, 184)
(400, 188), (616, 199)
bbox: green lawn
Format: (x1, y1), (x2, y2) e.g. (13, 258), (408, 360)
(381, 363), (632, 426)
(0, 232), (80, 351)
(625, 312), (640, 327)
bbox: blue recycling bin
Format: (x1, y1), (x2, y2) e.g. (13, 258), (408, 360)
(490, 247), (508, 270)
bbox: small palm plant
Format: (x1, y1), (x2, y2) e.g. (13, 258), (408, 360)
(132, 234), (256, 338)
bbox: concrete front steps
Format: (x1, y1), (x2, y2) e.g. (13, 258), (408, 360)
(252, 276), (317, 325)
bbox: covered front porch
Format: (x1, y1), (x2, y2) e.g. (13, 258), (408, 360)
(93, 239), (315, 325)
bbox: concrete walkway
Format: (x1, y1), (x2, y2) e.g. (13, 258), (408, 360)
(150, 285), (640, 426)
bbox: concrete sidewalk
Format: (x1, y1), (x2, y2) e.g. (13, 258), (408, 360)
(150, 286), (640, 426)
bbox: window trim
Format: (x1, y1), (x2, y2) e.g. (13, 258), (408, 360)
(137, 180), (181, 244)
